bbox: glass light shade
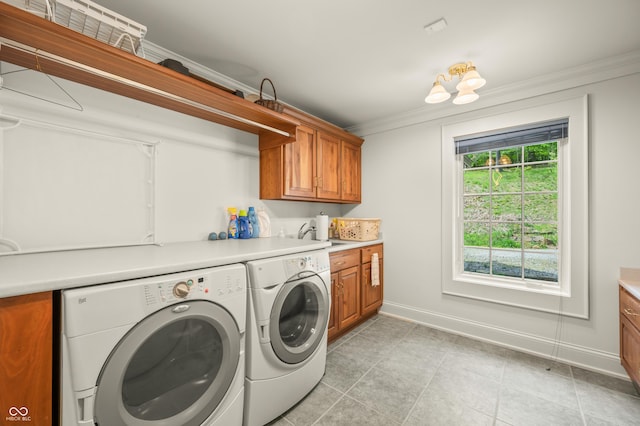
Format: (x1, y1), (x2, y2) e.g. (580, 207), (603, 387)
(456, 69), (486, 91)
(425, 82), (451, 104)
(453, 87), (479, 105)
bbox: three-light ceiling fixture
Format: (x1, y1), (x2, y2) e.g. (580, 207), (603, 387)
(425, 61), (486, 105)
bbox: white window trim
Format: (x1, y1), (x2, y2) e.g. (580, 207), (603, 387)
(441, 95), (589, 319)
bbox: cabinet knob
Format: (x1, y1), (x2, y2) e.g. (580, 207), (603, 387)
(624, 308), (638, 316)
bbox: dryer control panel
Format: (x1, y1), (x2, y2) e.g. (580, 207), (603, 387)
(283, 252), (331, 277)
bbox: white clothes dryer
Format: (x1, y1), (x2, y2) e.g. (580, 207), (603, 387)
(244, 250), (331, 426)
(60, 264), (246, 426)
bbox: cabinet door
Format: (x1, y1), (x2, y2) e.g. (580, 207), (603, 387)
(328, 272), (339, 340)
(341, 141), (361, 203)
(0, 292), (52, 425)
(361, 261), (383, 316)
(284, 125), (317, 198)
(317, 131), (341, 200)
(621, 315), (640, 385)
(338, 265), (361, 330)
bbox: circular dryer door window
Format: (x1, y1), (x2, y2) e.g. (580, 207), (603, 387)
(93, 301), (240, 426)
(269, 273), (329, 364)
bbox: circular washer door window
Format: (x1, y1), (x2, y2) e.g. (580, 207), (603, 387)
(269, 274), (329, 364)
(94, 301), (240, 426)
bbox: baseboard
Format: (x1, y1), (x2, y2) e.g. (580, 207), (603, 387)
(379, 301), (629, 380)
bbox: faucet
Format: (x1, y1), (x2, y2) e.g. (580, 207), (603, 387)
(298, 222), (316, 239)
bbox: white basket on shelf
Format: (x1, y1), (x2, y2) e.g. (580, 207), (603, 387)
(4, 0), (147, 56)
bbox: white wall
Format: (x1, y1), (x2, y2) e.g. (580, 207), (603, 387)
(350, 72), (640, 378)
(3, 60), (638, 378)
(0, 63), (343, 254)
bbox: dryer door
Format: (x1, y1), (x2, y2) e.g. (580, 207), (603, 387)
(269, 272), (329, 364)
(93, 300), (240, 426)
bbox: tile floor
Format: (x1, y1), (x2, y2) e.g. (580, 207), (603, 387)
(268, 314), (640, 426)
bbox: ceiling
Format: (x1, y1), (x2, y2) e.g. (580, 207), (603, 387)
(94, 0), (640, 129)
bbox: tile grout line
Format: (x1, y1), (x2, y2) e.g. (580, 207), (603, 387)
(569, 367), (588, 426)
(492, 356), (507, 426)
(399, 347), (448, 425)
(309, 317), (387, 426)
(310, 359), (397, 426)
(315, 320), (416, 425)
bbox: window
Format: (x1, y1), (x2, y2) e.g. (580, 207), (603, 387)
(441, 96), (588, 318)
(456, 120), (566, 285)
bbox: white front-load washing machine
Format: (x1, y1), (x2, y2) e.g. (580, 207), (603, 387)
(244, 249), (331, 426)
(61, 264), (246, 426)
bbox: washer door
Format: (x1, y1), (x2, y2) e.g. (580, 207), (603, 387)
(94, 300), (240, 426)
(269, 272), (329, 364)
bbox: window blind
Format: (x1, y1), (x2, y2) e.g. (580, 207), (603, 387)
(454, 118), (568, 154)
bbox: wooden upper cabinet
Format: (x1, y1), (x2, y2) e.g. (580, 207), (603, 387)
(284, 125), (317, 198)
(259, 107), (364, 204)
(317, 131), (341, 200)
(341, 140), (362, 203)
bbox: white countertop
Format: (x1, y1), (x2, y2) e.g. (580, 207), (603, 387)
(326, 238), (384, 253)
(0, 238), (331, 298)
(619, 267), (640, 300)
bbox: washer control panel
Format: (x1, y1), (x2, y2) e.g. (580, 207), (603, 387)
(142, 265), (246, 311)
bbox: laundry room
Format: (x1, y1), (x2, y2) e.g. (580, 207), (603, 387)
(1, 0), (640, 425)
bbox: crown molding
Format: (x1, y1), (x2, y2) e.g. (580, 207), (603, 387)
(347, 49), (640, 137)
(142, 41), (640, 139)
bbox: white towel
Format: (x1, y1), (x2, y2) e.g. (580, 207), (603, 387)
(371, 253), (380, 287)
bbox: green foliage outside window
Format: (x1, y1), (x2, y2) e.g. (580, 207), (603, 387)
(461, 141), (558, 282)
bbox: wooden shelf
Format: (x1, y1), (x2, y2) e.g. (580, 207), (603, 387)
(0, 3), (299, 137)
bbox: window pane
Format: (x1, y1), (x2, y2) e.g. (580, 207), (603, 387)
(459, 139), (560, 286)
(491, 194), (521, 221)
(464, 169), (490, 194)
(464, 247), (490, 274)
(464, 222), (490, 247)
(524, 163), (557, 192)
(524, 223), (557, 249)
(524, 193), (557, 221)
(493, 166), (521, 193)
(464, 195), (490, 220)
(463, 152), (491, 169)
(524, 142), (557, 163)
(524, 251), (558, 282)
(492, 249), (522, 278)
(492, 223), (522, 249)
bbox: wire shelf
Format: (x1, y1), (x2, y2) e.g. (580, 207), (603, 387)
(4, 0), (147, 56)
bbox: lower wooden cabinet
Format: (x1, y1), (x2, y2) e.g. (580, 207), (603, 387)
(620, 286), (640, 391)
(0, 292), (53, 425)
(328, 243), (383, 341)
(328, 249), (361, 340)
(361, 244), (384, 317)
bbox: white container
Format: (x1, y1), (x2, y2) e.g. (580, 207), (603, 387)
(315, 214), (329, 241)
(257, 208), (271, 237)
